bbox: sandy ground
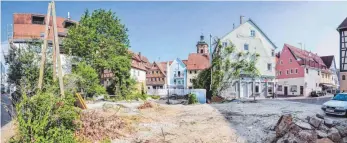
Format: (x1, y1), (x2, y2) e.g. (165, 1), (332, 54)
(87, 99), (347, 143)
(88, 101), (245, 143)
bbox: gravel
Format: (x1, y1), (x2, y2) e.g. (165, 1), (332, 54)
(210, 99), (347, 143)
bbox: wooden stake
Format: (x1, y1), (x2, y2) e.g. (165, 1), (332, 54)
(52, 35), (56, 81)
(38, 2), (52, 89)
(51, 1), (65, 97)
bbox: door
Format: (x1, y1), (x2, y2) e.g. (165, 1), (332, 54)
(242, 83), (247, 98)
(284, 86), (288, 95)
(300, 86), (304, 95)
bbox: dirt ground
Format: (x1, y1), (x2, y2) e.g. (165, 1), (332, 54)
(86, 99), (347, 143)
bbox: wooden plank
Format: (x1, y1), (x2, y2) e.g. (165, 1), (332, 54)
(51, 1), (65, 97)
(75, 93), (87, 109)
(38, 2), (52, 89)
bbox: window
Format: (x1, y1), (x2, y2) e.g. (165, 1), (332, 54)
(195, 71), (197, 74)
(178, 81), (181, 84)
(178, 71), (181, 77)
(190, 79), (192, 83)
(200, 49), (204, 53)
(343, 75), (346, 80)
(279, 71), (282, 75)
(174, 79), (176, 83)
(277, 85), (283, 91)
(255, 85), (259, 93)
(244, 44), (249, 50)
(306, 68), (308, 74)
(271, 50), (275, 57)
(156, 71), (158, 74)
(289, 58), (292, 63)
(318, 71), (320, 75)
(250, 30), (255, 37)
(158, 78), (160, 81)
(32, 15), (45, 25)
(286, 70), (289, 75)
(290, 85), (297, 92)
(154, 78), (157, 81)
(222, 42), (227, 47)
(280, 60), (283, 65)
(162, 78), (164, 81)
(295, 69), (298, 74)
(148, 87), (150, 89)
(190, 71), (192, 74)
(290, 69), (293, 74)
(267, 64), (272, 71)
(152, 71), (154, 74)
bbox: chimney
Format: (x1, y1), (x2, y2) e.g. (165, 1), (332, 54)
(233, 23), (235, 29)
(68, 12), (70, 20)
(240, 15), (244, 25)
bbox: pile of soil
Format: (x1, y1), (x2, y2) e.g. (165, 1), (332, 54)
(137, 101), (158, 109)
(75, 109), (133, 142)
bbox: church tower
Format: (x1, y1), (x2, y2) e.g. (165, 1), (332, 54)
(196, 34), (209, 54)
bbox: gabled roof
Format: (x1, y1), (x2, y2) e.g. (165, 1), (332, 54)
(337, 17), (347, 31)
(284, 43), (327, 68)
(320, 56), (334, 69)
(186, 53), (210, 70)
(221, 18), (278, 49)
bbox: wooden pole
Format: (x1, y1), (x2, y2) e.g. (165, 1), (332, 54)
(38, 2), (52, 89)
(52, 35), (56, 81)
(52, 1), (65, 97)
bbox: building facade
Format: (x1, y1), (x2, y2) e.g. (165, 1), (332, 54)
(167, 58), (187, 89)
(221, 18), (277, 98)
(338, 17), (347, 92)
(275, 44), (337, 96)
(146, 62), (167, 89)
(10, 13), (76, 75)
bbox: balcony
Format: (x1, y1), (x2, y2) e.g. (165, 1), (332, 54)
(174, 74), (184, 79)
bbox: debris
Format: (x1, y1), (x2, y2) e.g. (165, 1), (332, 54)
(317, 130), (328, 139)
(75, 109), (132, 142)
(324, 118), (334, 128)
(309, 116), (323, 128)
(295, 120), (312, 130)
(275, 114), (293, 137)
(316, 113), (324, 119)
(138, 101), (158, 109)
(327, 127), (341, 142)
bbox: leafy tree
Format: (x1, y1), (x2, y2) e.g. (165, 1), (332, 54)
(6, 40), (54, 107)
(64, 9), (132, 97)
(72, 62), (106, 97)
(193, 39), (260, 98)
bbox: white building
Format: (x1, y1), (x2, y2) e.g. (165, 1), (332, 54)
(220, 17), (277, 98)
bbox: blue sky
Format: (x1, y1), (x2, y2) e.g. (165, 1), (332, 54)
(1, 1), (347, 67)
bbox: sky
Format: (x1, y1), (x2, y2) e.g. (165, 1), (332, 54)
(1, 1), (347, 69)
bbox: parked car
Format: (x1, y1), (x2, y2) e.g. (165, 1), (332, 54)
(310, 91), (323, 97)
(321, 93), (347, 116)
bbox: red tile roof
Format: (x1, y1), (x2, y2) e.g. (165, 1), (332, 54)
(186, 53), (210, 70)
(285, 44), (327, 69)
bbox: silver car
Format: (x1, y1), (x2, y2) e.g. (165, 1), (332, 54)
(321, 93), (347, 116)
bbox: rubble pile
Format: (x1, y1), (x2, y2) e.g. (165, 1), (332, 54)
(75, 110), (133, 142)
(272, 114), (347, 143)
(137, 101), (158, 109)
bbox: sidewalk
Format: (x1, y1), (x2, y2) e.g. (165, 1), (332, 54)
(1, 121), (16, 143)
(275, 94), (333, 100)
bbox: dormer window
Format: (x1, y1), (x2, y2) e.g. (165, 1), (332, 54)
(250, 30), (255, 37)
(63, 20), (75, 28)
(32, 15), (45, 25)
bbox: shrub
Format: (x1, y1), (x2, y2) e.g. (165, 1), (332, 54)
(151, 95), (161, 99)
(10, 91), (80, 143)
(188, 93), (198, 104)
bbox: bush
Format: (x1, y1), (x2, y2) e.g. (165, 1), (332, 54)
(10, 91), (80, 143)
(188, 93), (198, 104)
(151, 95), (161, 100)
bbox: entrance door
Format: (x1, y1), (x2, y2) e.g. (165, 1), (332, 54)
(300, 86), (304, 95)
(284, 86), (288, 95)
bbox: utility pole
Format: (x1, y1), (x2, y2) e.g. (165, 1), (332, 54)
(209, 34), (213, 91)
(37, 1), (65, 97)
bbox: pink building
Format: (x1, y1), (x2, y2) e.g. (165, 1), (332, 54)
(276, 44), (328, 96)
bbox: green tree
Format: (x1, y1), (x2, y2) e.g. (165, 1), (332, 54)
(64, 9), (132, 97)
(193, 39), (260, 98)
(72, 62), (106, 97)
(6, 40), (54, 106)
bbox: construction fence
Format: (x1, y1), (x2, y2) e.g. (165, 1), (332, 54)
(147, 88), (206, 104)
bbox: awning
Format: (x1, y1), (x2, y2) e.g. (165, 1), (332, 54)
(319, 83), (337, 88)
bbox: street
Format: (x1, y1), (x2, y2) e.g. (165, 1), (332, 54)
(279, 94), (333, 105)
(1, 94), (12, 127)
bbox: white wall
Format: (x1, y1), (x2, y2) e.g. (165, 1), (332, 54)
(304, 68), (322, 95)
(186, 70), (201, 88)
(276, 77), (305, 96)
(221, 21), (276, 78)
(130, 68), (146, 82)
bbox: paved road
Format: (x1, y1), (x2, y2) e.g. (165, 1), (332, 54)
(1, 94), (13, 127)
(280, 95), (332, 105)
